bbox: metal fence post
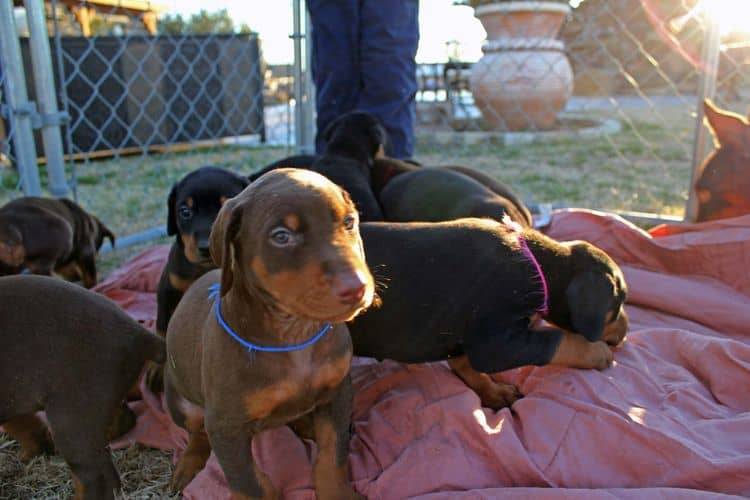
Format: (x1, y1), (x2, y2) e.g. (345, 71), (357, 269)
(292, 0), (315, 154)
(684, 15), (721, 222)
(24, 0), (69, 197)
(0, 0), (42, 196)
(303, 3), (316, 152)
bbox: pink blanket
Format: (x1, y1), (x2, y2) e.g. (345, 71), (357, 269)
(100, 209), (750, 499)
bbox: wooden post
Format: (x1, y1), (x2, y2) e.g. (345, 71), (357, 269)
(71, 4), (95, 37)
(142, 9), (156, 34)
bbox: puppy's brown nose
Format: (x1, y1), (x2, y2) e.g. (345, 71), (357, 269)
(334, 272), (367, 305)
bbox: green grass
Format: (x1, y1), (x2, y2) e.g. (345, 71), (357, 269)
(416, 108), (695, 216)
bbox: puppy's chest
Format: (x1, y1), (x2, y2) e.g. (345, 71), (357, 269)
(243, 350), (351, 423)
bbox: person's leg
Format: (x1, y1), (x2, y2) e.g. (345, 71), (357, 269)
(307, 0), (361, 153)
(358, 0), (419, 159)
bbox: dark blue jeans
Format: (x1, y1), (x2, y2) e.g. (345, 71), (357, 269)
(307, 0), (419, 159)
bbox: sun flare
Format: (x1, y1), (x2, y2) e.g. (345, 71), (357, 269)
(684, 0), (750, 37)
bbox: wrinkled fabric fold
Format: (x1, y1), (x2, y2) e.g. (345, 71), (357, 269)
(99, 209), (750, 499)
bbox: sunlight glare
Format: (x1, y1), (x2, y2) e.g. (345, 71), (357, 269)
(698, 0), (750, 36)
(627, 406), (646, 425)
(472, 409), (505, 435)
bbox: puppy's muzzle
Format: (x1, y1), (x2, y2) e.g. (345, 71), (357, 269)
(333, 270), (369, 305)
(196, 234), (212, 259)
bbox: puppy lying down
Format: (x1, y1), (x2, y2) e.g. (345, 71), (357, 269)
(350, 217), (628, 409)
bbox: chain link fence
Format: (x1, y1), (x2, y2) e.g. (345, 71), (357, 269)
(414, 0), (749, 222)
(1, 0), (749, 260)
(0, 0), (302, 265)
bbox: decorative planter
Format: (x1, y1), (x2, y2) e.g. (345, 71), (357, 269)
(469, 1), (574, 131)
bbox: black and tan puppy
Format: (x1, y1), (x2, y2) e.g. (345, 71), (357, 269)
(351, 218), (628, 409)
(155, 166), (249, 336)
(0, 197), (115, 288)
(250, 111), (387, 221)
(252, 152), (533, 227)
(164, 169), (375, 498)
(0, 275), (165, 500)
(372, 156), (533, 227)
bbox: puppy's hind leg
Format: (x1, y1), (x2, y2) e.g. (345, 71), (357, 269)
(165, 387), (211, 492)
(206, 415), (277, 500)
(2, 413), (54, 462)
(448, 355), (522, 410)
(45, 400), (120, 500)
(312, 375), (363, 500)
(171, 426), (211, 493)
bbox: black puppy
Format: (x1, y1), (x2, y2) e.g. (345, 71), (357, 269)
(249, 111), (387, 221)
(370, 156), (533, 227)
(248, 154), (318, 182)
(379, 164), (533, 227)
(350, 218), (628, 409)
(155, 166), (249, 336)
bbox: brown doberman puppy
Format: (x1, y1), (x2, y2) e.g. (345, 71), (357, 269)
(164, 169), (375, 498)
(0, 275), (165, 500)
(351, 218), (628, 409)
(694, 99), (750, 222)
(0, 197), (115, 288)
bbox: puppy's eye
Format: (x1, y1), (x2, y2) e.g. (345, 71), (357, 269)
(343, 214), (357, 231)
(178, 206), (193, 220)
(270, 227), (293, 247)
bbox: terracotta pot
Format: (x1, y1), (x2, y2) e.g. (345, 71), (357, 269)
(474, 1), (570, 39)
(469, 1), (574, 131)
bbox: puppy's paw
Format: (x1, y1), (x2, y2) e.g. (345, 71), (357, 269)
(170, 452), (207, 493)
(552, 332), (614, 370)
(477, 381), (523, 410)
(601, 310), (629, 347)
(585, 341), (614, 370)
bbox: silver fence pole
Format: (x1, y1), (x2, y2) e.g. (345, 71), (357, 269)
(685, 15), (721, 222)
(292, 0), (315, 154)
(302, 1), (316, 153)
(0, 0), (42, 195)
(24, 0), (68, 196)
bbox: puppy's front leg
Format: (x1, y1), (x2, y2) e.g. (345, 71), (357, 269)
(448, 355), (522, 409)
(312, 374), (363, 500)
(206, 415), (277, 500)
(77, 247), (98, 288)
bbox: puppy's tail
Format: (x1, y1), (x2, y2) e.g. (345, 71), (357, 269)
(136, 330), (167, 364)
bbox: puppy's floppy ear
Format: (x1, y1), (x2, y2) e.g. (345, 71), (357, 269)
(703, 99), (749, 149)
(235, 173), (250, 190)
(209, 199), (242, 296)
(369, 121), (388, 161)
(320, 115), (343, 146)
(564, 271), (613, 342)
(167, 182), (179, 236)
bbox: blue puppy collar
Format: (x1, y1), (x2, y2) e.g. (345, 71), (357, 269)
(208, 284), (333, 353)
